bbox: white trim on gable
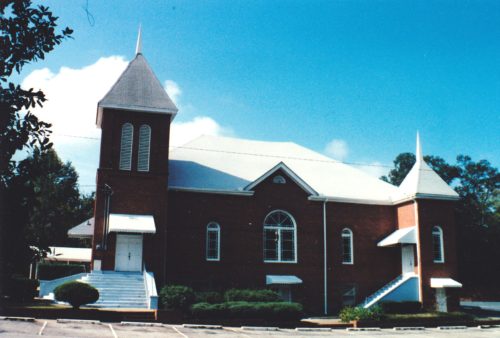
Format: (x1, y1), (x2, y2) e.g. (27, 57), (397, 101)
(168, 186), (255, 196)
(244, 162), (318, 196)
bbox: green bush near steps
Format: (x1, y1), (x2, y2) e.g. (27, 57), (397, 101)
(160, 285), (196, 311)
(54, 281), (99, 309)
(194, 291), (223, 304)
(191, 301), (303, 320)
(38, 262), (86, 280)
(339, 305), (383, 323)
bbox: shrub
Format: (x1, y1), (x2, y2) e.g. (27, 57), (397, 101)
(191, 301), (303, 320)
(380, 301), (422, 314)
(160, 285), (195, 311)
(195, 291), (223, 304)
(38, 262), (86, 280)
(54, 281), (99, 309)
(224, 289), (281, 302)
(339, 306), (383, 323)
(6, 276), (39, 302)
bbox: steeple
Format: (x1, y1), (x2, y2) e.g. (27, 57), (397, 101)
(96, 28), (178, 127)
(392, 133), (459, 202)
(415, 131), (423, 164)
(135, 24), (142, 55)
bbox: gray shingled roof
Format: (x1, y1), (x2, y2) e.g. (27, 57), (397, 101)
(96, 53), (178, 126)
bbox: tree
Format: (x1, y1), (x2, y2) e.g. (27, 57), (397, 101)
(0, 0), (72, 299)
(381, 153), (459, 186)
(0, 0), (73, 182)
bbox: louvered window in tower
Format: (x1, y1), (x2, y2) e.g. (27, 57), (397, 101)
(119, 123), (133, 170)
(138, 124), (151, 172)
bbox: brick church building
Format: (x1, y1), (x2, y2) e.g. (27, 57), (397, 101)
(83, 36), (463, 314)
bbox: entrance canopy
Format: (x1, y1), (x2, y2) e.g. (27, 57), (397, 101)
(378, 226), (416, 247)
(108, 213), (156, 234)
(266, 275), (302, 285)
(430, 278), (462, 288)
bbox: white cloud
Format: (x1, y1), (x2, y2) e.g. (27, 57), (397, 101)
(21, 57), (230, 192)
(324, 139), (349, 160)
(171, 117), (229, 147)
(164, 80), (182, 105)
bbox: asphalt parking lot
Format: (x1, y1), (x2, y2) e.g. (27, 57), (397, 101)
(2, 318), (500, 338)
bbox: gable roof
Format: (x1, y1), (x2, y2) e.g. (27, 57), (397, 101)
(67, 218), (94, 238)
(169, 135), (399, 204)
(392, 134), (459, 202)
(96, 53), (178, 127)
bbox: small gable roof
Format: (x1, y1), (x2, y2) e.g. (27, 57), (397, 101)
(67, 218), (94, 238)
(97, 53), (178, 127)
(169, 135), (398, 204)
(393, 134), (459, 202)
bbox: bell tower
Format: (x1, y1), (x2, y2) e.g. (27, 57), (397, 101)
(91, 28), (178, 283)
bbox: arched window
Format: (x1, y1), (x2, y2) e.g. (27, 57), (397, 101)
(137, 124), (151, 172)
(206, 222), (220, 261)
(432, 226), (444, 263)
(263, 210), (297, 263)
(272, 175), (286, 184)
(119, 123), (133, 170)
(341, 228), (353, 264)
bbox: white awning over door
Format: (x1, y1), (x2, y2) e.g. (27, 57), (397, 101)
(430, 278), (462, 288)
(108, 213), (156, 234)
(378, 226), (417, 247)
(266, 275), (303, 285)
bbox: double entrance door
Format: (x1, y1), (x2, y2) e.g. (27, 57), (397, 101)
(115, 234), (143, 272)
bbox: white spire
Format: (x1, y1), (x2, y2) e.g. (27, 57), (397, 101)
(416, 131), (423, 164)
(135, 24), (142, 55)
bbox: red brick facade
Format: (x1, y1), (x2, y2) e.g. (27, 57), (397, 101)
(91, 107), (459, 314)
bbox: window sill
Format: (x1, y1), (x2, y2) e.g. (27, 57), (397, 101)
(264, 260), (298, 264)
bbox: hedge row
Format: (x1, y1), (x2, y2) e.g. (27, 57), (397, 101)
(4, 276), (39, 302)
(38, 262), (86, 280)
(191, 301), (303, 320)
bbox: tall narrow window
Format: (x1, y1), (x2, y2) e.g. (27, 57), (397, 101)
(432, 226), (444, 263)
(137, 124), (151, 172)
(263, 210), (297, 263)
(206, 222), (220, 261)
(119, 123), (133, 170)
(341, 228), (353, 264)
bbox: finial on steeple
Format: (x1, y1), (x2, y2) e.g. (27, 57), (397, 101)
(416, 131), (423, 163)
(135, 24), (142, 55)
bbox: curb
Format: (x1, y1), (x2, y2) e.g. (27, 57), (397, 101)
(241, 326), (280, 331)
(182, 324), (222, 329)
(57, 319), (101, 324)
(295, 327), (332, 331)
(121, 321), (164, 327)
(394, 327), (425, 331)
(347, 327), (381, 331)
(437, 325), (468, 330)
(478, 324), (500, 329)
(1, 316), (36, 322)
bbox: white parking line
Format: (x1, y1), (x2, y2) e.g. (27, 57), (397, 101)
(38, 321), (48, 335)
(171, 325), (189, 338)
(108, 323), (118, 338)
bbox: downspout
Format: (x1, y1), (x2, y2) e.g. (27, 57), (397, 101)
(323, 199), (328, 315)
(413, 199), (423, 303)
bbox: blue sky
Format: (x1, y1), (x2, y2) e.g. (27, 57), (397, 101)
(17, 1), (500, 192)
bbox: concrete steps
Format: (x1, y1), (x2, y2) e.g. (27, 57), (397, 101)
(79, 271), (148, 309)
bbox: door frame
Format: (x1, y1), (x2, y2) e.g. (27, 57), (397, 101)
(115, 233), (143, 272)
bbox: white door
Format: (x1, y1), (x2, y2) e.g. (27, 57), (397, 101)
(401, 245), (415, 275)
(436, 288), (448, 312)
(115, 234), (143, 271)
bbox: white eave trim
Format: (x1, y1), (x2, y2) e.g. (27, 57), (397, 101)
(244, 161), (318, 195)
(392, 193), (460, 205)
(96, 105), (177, 127)
(168, 186), (255, 196)
(430, 278), (462, 288)
(308, 195), (393, 206)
